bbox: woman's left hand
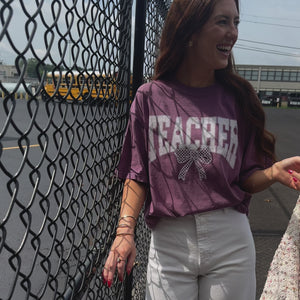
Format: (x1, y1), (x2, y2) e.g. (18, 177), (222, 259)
(272, 156), (300, 190)
(242, 156), (300, 193)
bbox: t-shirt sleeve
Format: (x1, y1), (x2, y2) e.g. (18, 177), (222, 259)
(116, 92), (149, 183)
(239, 128), (273, 185)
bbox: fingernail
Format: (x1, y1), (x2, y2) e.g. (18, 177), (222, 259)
(288, 169), (294, 174)
(127, 269), (131, 276)
(107, 280), (112, 288)
(101, 272), (106, 284)
(293, 177), (298, 183)
(118, 276), (123, 282)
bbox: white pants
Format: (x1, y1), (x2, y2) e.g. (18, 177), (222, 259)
(145, 208), (256, 300)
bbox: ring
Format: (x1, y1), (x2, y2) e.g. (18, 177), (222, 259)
(117, 257), (126, 263)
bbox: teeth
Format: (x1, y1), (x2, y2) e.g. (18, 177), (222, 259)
(217, 46), (231, 51)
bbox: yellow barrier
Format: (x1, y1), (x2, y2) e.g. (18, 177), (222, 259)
(1, 83), (32, 100)
(0, 91), (29, 100)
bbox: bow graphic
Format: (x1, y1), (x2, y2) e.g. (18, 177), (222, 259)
(175, 144), (212, 181)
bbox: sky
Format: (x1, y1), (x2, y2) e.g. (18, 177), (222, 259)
(235, 0), (300, 66)
(1, 0), (300, 67)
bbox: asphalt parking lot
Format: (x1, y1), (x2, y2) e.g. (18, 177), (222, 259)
(249, 107), (300, 299)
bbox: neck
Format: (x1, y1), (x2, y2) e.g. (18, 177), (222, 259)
(176, 63), (215, 88)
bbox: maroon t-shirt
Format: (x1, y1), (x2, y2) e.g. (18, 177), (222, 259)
(117, 80), (268, 228)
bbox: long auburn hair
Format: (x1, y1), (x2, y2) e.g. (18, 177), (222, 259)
(153, 0), (276, 163)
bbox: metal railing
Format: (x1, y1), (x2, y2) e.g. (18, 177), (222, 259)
(0, 0), (171, 299)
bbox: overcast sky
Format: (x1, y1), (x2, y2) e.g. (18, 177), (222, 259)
(235, 0), (300, 66)
(1, 0), (300, 67)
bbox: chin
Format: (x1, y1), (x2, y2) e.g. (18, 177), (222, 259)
(215, 61), (229, 70)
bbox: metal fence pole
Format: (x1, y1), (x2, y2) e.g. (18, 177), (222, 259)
(124, 1), (147, 299)
(132, 0), (147, 98)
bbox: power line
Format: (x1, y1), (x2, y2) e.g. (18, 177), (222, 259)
(236, 44), (299, 57)
(241, 13), (300, 23)
(235, 46), (294, 57)
(235, 44), (300, 57)
(242, 19), (300, 29)
(239, 39), (300, 51)
(235, 13), (300, 59)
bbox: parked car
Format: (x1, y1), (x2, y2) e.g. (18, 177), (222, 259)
(261, 97), (275, 106)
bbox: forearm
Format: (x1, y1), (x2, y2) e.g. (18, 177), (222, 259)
(117, 179), (147, 233)
(241, 166), (276, 194)
(103, 179), (146, 285)
(242, 157), (300, 194)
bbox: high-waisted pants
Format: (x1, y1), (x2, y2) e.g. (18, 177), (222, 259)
(145, 208), (256, 300)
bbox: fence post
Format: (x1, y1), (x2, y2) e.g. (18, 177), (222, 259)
(123, 1), (147, 299)
(131, 0), (147, 98)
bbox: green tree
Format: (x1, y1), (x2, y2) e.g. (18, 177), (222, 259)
(26, 58), (56, 78)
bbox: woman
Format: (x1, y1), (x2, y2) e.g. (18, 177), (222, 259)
(102, 0), (300, 299)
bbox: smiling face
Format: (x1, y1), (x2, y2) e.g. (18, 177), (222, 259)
(186, 0), (239, 75)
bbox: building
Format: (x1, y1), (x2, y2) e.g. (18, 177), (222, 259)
(236, 64), (300, 107)
(0, 63), (18, 81)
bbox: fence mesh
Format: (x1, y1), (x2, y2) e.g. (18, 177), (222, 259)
(0, 0), (170, 299)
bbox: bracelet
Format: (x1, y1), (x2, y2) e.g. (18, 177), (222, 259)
(117, 224), (134, 229)
(119, 215), (137, 222)
(116, 233), (134, 237)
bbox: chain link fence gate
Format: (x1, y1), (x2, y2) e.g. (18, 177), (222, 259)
(0, 0), (171, 299)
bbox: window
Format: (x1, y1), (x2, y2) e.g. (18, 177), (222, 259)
(237, 70), (245, 77)
(282, 71), (290, 81)
(66, 76), (71, 86)
(251, 70), (258, 81)
(290, 72), (297, 81)
(261, 71), (268, 81)
(245, 70), (252, 80)
(267, 71), (275, 81)
(275, 71), (282, 81)
(78, 75), (85, 85)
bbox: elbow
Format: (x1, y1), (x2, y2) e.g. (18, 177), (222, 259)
(241, 181), (256, 194)
(241, 169), (274, 194)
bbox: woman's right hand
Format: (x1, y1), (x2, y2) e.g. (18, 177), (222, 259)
(102, 179), (146, 287)
(102, 233), (137, 287)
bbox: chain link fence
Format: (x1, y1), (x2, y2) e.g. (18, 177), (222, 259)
(0, 0), (171, 299)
